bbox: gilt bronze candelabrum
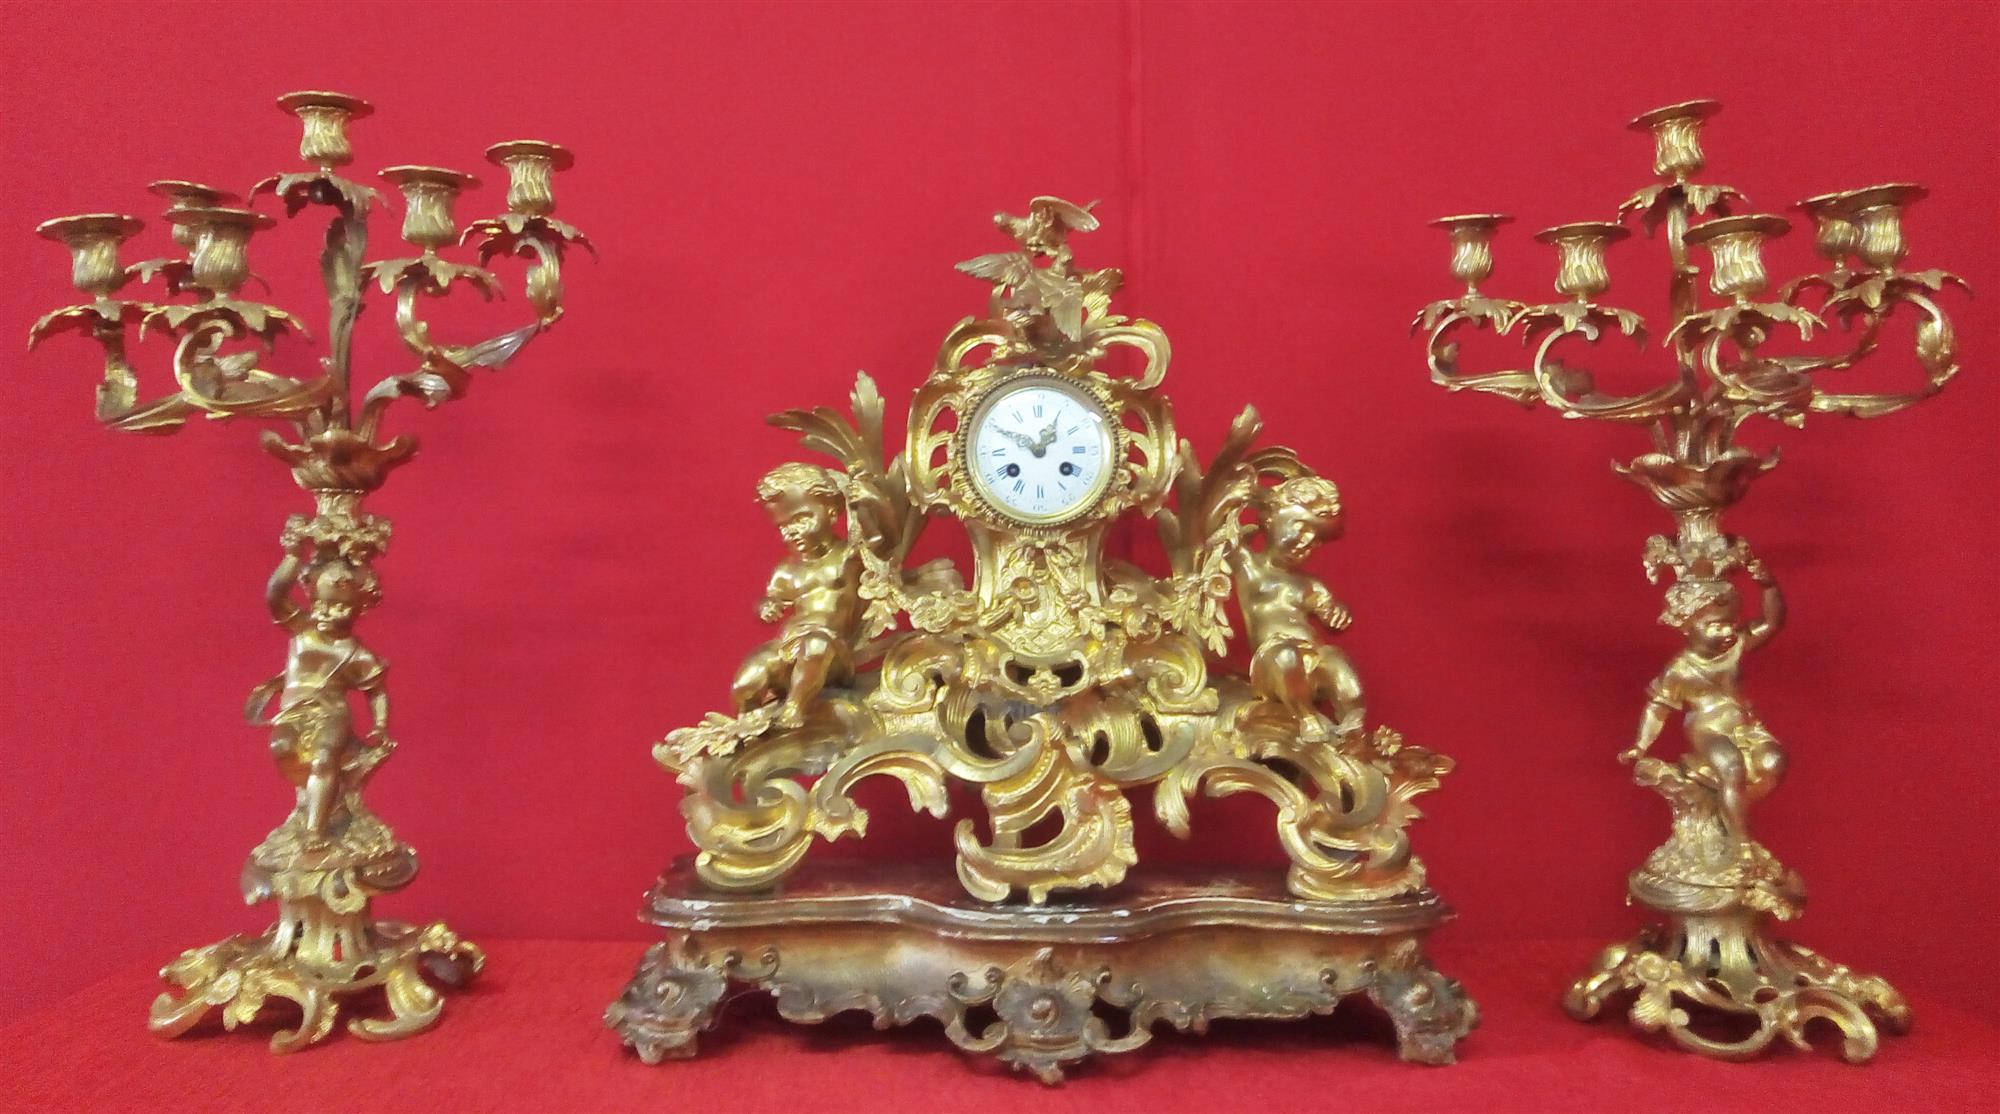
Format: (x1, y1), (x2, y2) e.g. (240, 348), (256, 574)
(1413, 100), (1963, 1062)
(30, 92), (590, 1051)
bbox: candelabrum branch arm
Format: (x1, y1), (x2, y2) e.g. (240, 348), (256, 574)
(352, 261), (516, 440)
(1412, 297), (1539, 405)
(31, 290), (330, 436)
(354, 215), (587, 441)
(1806, 280), (1967, 419)
(29, 298), (175, 428)
(1776, 313), (1883, 381)
(1514, 301), (1688, 423)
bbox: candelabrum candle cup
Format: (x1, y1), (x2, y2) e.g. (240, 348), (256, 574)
(380, 166), (478, 251)
(1431, 214), (1512, 294)
(36, 214), (143, 297)
(485, 140), (572, 217)
(1536, 222), (1629, 301)
(1683, 213), (1790, 302)
(164, 206), (274, 296)
(275, 90), (373, 170)
(1629, 99), (1721, 183)
(1795, 191), (1863, 275)
(148, 182), (239, 250)
(1827, 183), (1926, 274)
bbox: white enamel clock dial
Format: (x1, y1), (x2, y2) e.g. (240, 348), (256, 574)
(964, 377), (1116, 524)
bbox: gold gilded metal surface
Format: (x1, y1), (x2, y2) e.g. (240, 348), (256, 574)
(1415, 100), (1962, 1062)
(612, 198), (1474, 1077)
(608, 864), (1474, 1084)
(30, 92), (589, 1051)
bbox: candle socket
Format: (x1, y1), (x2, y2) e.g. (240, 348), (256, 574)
(1630, 99), (1721, 183)
(1795, 191), (1862, 276)
(36, 213), (144, 297)
(164, 206), (274, 295)
(1536, 222), (1628, 301)
(380, 166), (478, 251)
(1828, 183), (1926, 274)
(276, 90), (373, 170)
(485, 140), (573, 217)
(148, 182), (240, 249)
(1432, 214), (1511, 293)
(1683, 213), (1789, 302)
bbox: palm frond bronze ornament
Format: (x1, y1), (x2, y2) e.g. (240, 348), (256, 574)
(30, 92), (589, 1050)
(1414, 101), (1963, 1062)
(608, 198), (1476, 1081)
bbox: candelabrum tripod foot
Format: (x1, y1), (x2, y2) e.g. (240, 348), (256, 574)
(148, 914), (484, 1053)
(1564, 914), (1909, 1063)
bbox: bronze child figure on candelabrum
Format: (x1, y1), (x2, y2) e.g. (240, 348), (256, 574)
(253, 522), (394, 852)
(1624, 543), (1786, 856)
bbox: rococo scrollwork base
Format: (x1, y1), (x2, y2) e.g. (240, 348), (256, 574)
(606, 864), (1477, 1083)
(1564, 860), (1908, 1063)
(149, 917), (483, 1053)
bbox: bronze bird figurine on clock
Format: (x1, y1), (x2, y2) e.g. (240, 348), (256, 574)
(607, 197), (1478, 1082)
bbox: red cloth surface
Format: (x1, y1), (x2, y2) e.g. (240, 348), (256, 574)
(4, 939), (1994, 1114)
(3, 1), (1998, 1109)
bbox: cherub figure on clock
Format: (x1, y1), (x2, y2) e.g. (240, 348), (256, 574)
(1234, 472), (1364, 743)
(731, 463), (864, 729)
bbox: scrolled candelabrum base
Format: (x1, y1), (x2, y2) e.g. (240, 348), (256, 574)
(148, 906), (484, 1053)
(1565, 906), (1909, 1063)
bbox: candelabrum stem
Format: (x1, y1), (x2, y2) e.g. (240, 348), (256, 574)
(326, 215), (366, 427)
(1565, 498), (1909, 1062)
(1664, 195), (1697, 325)
(148, 492), (483, 1050)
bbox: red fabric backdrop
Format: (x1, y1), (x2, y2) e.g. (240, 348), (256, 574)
(1, 0), (1995, 1069)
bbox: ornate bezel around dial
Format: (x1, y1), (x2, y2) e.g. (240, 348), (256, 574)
(955, 369), (1125, 530)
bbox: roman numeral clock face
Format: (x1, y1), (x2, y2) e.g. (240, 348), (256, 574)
(964, 378), (1116, 525)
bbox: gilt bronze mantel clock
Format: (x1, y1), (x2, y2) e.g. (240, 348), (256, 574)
(607, 198), (1477, 1082)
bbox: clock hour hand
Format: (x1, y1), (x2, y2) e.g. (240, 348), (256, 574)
(998, 428), (1037, 452)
